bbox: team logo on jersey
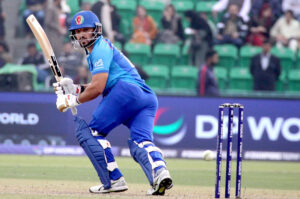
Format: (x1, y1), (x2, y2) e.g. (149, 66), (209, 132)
(94, 58), (104, 69)
(76, 16), (84, 25)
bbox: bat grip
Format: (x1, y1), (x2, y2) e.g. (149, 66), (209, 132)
(71, 107), (77, 115)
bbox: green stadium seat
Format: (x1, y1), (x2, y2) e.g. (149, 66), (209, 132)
(276, 71), (286, 91)
(124, 43), (151, 66)
(111, 0), (137, 25)
(170, 65), (198, 91)
(139, 0), (165, 26)
(288, 69), (300, 91)
(173, 64), (194, 68)
(0, 63), (39, 91)
(67, 0), (80, 16)
(271, 47), (295, 73)
(143, 65), (169, 90)
(181, 43), (190, 65)
(172, 0), (194, 2)
(19, 0), (27, 15)
(229, 67), (252, 90)
(172, 0), (194, 28)
(195, 1), (217, 19)
(214, 67), (227, 90)
(82, 0), (99, 4)
(172, 1), (194, 16)
(152, 43), (180, 67)
(214, 44), (238, 68)
(0, 63), (11, 74)
(240, 45), (262, 67)
(120, 19), (133, 37)
(296, 51), (300, 68)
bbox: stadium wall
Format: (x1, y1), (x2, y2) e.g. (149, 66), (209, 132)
(0, 92), (299, 161)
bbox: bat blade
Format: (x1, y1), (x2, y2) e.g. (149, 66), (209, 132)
(26, 14), (77, 115)
(26, 14), (62, 81)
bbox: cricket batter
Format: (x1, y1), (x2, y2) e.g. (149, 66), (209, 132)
(54, 11), (173, 195)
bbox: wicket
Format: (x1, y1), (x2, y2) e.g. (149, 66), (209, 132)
(215, 103), (244, 199)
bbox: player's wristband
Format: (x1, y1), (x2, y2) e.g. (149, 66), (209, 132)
(75, 84), (85, 95)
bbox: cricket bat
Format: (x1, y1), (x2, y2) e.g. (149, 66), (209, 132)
(26, 14), (77, 115)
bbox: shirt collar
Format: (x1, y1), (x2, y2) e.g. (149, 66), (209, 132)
(88, 36), (103, 55)
(261, 52), (271, 58)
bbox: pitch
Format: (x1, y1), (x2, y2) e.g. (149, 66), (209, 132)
(0, 155), (299, 199)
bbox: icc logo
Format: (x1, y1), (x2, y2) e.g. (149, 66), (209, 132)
(153, 108), (187, 145)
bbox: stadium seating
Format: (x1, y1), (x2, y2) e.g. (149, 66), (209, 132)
(124, 43), (151, 66)
(10, 0), (300, 96)
(240, 45), (262, 67)
(0, 64), (39, 91)
(119, 18), (133, 37)
(229, 67), (253, 90)
(271, 47), (295, 74)
(152, 43), (180, 67)
(170, 65), (198, 91)
(139, 0), (165, 26)
(173, 1), (194, 16)
(172, 0), (194, 28)
(214, 44), (238, 68)
(214, 67), (227, 90)
(142, 65), (169, 90)
(111, 0), (137, 26)
(173, 0), (194, 2)
(288, 69), (300, 91)
(297, 51), (300, 68)
(181, 43), (190, 65)
(67, 0), (80, 16)
(195, 1), (217, 20)
(83, 0), (99, 3)
(276, 71), (286, 91)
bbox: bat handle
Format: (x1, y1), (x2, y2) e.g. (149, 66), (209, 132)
(71, 107), (77, 115)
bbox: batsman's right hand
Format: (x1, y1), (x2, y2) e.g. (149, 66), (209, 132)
(53, 77), (82, 96)
(56, 93), (80, 113)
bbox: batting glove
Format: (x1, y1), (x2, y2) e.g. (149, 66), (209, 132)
(56, 93), (80, 113)
(53, 77), (82, 96)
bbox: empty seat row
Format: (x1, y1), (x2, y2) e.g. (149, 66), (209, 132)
(142, 64), (300, 92)
(214, 67), (300, 91)
(123, 42), (181, 67)
(143, 65), (198, 91)
(214, 44), (299, 74)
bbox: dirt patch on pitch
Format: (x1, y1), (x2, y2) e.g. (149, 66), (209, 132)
(0, 178), (299, 199)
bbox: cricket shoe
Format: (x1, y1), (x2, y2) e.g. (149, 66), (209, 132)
(89, 177), (128, 194)
(147, 168), (173, 195)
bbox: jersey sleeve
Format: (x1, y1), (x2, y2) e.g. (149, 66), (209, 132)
(90, 41), (113, 75)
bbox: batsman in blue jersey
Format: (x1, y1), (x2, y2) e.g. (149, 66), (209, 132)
(54, 11), (173, 195)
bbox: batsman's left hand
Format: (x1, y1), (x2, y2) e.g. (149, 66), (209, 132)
(56, 93), (80, 113)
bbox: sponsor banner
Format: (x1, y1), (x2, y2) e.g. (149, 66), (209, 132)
(148, 96), (300, 153)
(1, 144), (299, 161)
(0, 144), (119, 156)
(0, 92), (299, 161)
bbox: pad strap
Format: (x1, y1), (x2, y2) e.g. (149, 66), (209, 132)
(128, 139), (166, 186)
(94, 135), (122, 180)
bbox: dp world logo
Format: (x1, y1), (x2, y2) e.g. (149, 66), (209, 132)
(153, 108), (187, 145)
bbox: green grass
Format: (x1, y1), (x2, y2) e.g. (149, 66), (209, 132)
(0, 155), (299, 190)
(0, 155), (300, 199)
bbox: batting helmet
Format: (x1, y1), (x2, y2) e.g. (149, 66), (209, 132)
(69, 10), (102, 31)
(69, 11), (102, 48)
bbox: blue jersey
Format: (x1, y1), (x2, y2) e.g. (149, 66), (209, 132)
(86, 36), (152, 94)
